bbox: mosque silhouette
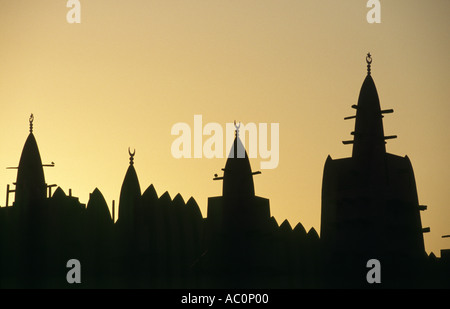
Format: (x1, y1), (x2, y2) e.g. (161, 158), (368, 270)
(0, 54), (449, 288)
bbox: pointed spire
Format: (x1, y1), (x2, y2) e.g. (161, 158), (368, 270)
(15, 114), (47, 206)
(86, 188), (113, 226)
(352, 68), (385, 158)
(342, 54), (397, 160)
(118, 148), (141, 226)
(222, 126), (255, 199)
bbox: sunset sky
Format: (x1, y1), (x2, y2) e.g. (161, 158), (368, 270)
(0, 0), (449, 256)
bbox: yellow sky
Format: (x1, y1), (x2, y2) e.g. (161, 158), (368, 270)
(0, 0), (449, 256)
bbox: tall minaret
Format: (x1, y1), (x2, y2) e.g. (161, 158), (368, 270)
(118, 148), (141, 227)
(321, 54), (427, 273)
(221, 123), (256, 200)
(342, 53), (397, 181)
(208, 121), (269, 235)
(343, 53), (397, 157)
(14, 114), (47, 207)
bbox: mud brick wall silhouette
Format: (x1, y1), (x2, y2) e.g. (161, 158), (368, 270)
(1, 55), (449, 288)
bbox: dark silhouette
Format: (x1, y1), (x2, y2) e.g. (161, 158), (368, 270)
(14, 114), (47, 209)
(320, 53), (442, 287)
(0, 54), (449, 288)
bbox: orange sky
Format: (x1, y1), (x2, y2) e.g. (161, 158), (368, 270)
(0, 0), (449, 256)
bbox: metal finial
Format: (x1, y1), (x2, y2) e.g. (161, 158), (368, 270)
(234, 120), (240, 137)
(366, 52), (372, 75)
(29, 114), (34, 133)
(128, 147), (135, 165)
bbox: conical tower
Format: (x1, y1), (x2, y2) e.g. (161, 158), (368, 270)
(208, 122), (270, 235)
(86, 187), (113, 228)
(321, 54), (428, 281)
(14, 114), (47, 208)
(343, 53), (396, 165)
(222, 125), (255, 200)
(117, 148), (141, 228)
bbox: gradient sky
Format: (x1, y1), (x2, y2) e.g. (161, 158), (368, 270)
(0, 0), (449, 256)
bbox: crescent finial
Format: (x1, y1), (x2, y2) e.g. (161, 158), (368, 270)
(128, 147), (135, 165)
(234, 120), (241, 137)
(366, 52), (372, 75)
(29, 113), (34, 133)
